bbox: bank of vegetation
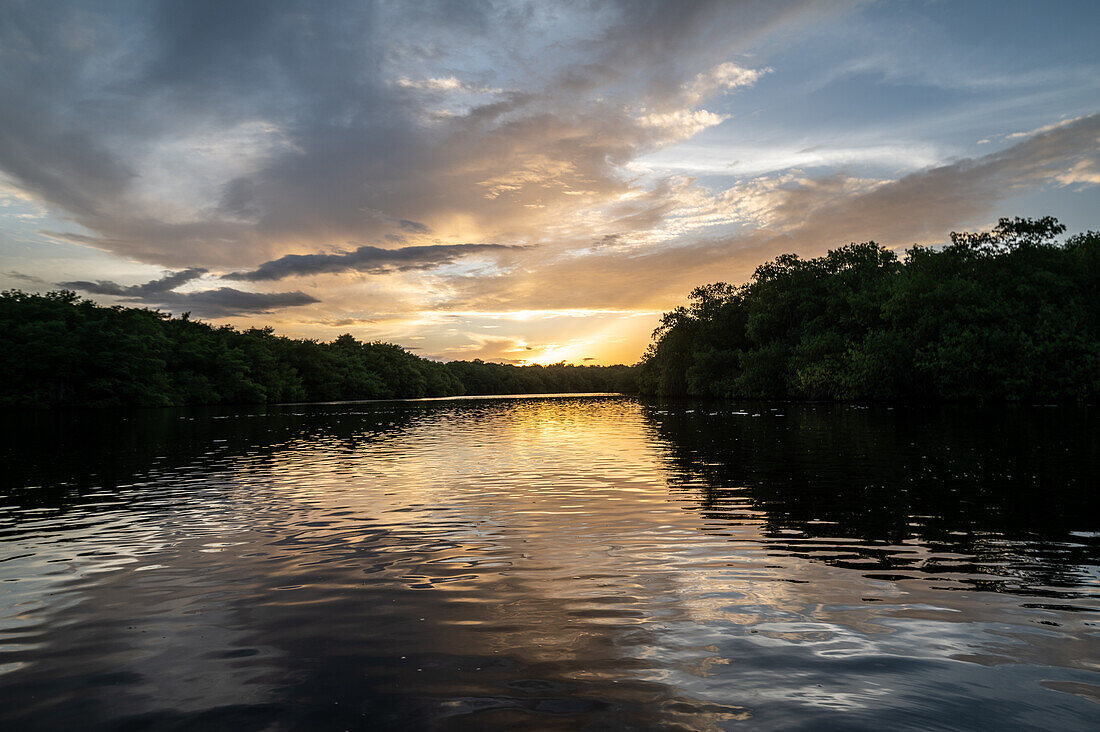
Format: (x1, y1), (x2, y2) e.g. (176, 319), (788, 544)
(0, 293), (633, 408)
(6, 217), (1096, 408)
(637, 217), (1099, 401)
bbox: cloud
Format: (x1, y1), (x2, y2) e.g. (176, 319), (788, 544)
(434, 334), (538, 365)
(397, 219), (431, 234)
(3, 270), (48, 286)
(435, 113), (1100, 313)
(0, 1), (816, 270)
(149, 288), (319, 317)
(394, 76), (502, 95)
(686, 62), (771, 102)
(637, 109), (730, 141)
(62, 268), (208, 297)
(1055, 159), (1100, 186)
(1005, 115), (1088, 140)
(61, 269), (317, 317)
(225, 243), (523, 281)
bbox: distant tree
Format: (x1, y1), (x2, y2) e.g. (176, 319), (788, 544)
(0, 293), (634, 408)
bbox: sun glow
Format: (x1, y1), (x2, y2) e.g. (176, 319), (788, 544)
(524, 343), (584, 365)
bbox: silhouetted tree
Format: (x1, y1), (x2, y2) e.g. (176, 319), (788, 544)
(0, 296), (633, 408)
(637, 218), (1100, 401)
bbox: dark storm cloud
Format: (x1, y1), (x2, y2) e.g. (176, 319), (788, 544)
(225, 243), (522, 281)
(61, 269), (317, 316)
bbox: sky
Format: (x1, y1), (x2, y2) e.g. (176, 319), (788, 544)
(1, 1), (1098, 365)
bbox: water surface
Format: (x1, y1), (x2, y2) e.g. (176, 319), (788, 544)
(1, 396), (1097, 729)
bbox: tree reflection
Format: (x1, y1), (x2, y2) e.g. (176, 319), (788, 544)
(645, 401), (1100, 596)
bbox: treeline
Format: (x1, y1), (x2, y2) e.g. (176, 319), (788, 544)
(446, 359), (634, 396)
(0, 292), (633, 408)
(638, 217), (1100, 401)
(8, 216), (1096, 408)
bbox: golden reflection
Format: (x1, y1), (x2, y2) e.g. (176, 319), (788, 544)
(224, 396), (1091, 707)
(4, 398), (1097, 728)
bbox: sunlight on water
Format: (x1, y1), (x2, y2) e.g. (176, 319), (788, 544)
(0, 396), (1097, 729)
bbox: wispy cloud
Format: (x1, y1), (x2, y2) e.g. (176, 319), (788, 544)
(61, 269), (317, 317)
(225, 243), (524, 282)
(3, 270), (48, 286)
(394, 76), (503, 95)
(436, 114), (1100, 312)
(63, 267), (209, 296)
(686, 62), (772, 102)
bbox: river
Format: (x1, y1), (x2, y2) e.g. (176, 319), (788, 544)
(1, 395), (1097, 729)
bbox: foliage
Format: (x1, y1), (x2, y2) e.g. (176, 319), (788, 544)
(637, 218), (1100, 401)
(0, 294), (634, 408)
(445, 359), (635, 396)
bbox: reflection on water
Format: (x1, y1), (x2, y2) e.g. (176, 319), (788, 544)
(0, 396), (1097, 730)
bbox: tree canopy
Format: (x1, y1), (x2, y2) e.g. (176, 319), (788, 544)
(0, 292), (633, 408)
(637, 218), (1100, 401)
(6, 216), (1097, 407)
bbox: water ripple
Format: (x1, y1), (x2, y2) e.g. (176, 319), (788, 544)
(0, 397), (1097, 729)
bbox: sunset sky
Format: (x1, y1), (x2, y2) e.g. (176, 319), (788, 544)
(1, 1), (1098, 365)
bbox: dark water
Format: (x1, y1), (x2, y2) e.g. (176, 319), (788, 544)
(1, 396), (1097, 730)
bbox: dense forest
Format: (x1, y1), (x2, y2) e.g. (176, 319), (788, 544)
(0, 292), (634, 408)
(5, 216), (1096, 408)
(637, 217), (1100, 401)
